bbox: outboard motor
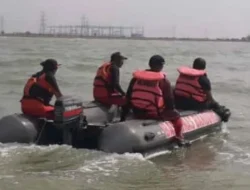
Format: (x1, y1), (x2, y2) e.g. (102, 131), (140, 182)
(53, 95), (85, 145)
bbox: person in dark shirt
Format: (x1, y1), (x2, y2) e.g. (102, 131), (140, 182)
(93, 52), (127, 106)
(41, 60), (61, 95)
(109, 54), (126, 96)
(174, 57), (219, 110)
(30, 60), (62, 104)
(121, 55), (190, 146)
(21, 59), (62, 119)
(125, 70), (176, 116)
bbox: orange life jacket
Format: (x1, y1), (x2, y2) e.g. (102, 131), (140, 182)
(130, 70), (165, 117)
(93, 62), (116, 99)
(21, 73), (57, 103)
(23, 77), (37, 97)
(174, 66), (207, 102)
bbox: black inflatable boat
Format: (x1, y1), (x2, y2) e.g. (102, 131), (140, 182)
(0, 95), (230, 155)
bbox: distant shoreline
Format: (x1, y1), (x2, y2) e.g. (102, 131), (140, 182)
(1, 33), (249, 43)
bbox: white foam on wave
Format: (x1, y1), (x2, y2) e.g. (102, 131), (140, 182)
(78, 152), (150, 175)
(229, 143), (244, 152)
(234, 153), (250, 165)
(217, 138), (250, 166)
(0, 175), (15, 179)
(218, 152), (235, 160)
(221, 122), (230, 134)
(144, 150), (172, 159)
(0, 143), (71, 158)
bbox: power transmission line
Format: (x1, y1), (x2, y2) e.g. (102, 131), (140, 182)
(0, 16), (4, 33)
(39, 12), (46, 34)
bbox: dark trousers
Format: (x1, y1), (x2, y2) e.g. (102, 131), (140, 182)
(174, 96), (230, 122)
(175, 96), (219, 111)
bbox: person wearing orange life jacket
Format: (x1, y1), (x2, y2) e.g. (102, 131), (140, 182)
(121, 55), (190, 146)
(20, 59), (63, 119)
(93, 52), (127, 106)
(174, 57), (220, 110)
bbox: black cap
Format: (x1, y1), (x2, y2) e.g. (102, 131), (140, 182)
(110, 52), (128, 61)
(40, 59), (61, 71)
(149, 55), (165, 67)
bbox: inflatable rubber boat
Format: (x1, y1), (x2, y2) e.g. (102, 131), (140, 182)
(0, 95), (231, 155)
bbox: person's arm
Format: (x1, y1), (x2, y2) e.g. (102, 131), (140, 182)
(110, 65), (125, 96)
(199, 75), (215, 103)
(120, 78), (136, 121)
(160, 77), (175, 110)
(45, 72), (62, 98)
(160, 77), (181, 119)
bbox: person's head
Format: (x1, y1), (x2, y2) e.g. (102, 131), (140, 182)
(149, 55), (165, 72)
(193, 57), (206, 70)
(110, 52), (127, 68)
(40, 59), (60, 74)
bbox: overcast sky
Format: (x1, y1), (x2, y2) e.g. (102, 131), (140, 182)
(0, 0), (249, 38)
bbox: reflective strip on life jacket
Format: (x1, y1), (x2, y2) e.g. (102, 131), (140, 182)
(93, 62), (113, 98)
(174, 66), (207, 102)
(130, 70), (165, 117)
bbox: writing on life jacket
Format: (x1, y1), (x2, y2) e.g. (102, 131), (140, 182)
(137, 80), (158, 87)
(130, 70), (166, 117)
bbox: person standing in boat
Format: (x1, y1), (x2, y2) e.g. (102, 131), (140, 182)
(93, 52), (127, 106)
(120, 55), (190, 146)
(174, 57), (220, 110)
(20, 59), (63, 119)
